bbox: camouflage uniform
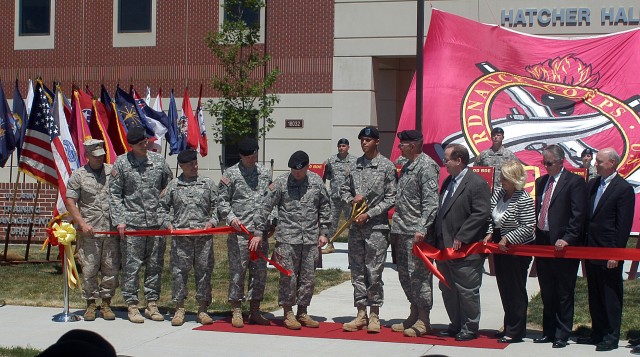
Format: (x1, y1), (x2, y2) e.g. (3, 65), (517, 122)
(340, 154), (397, 307)
(390, 153), (440, 310)
(160, 174), (218, 305)
(255, 171), (331, 307)
(324, 153), (357, 238)
(109, 151), (173, 304)
(67, 163), (120, 301)
(474, 146), (517, 190)
(217, 162), (272, 302)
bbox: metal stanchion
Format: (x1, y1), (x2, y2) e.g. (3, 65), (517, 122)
(52, 250), (81, 322)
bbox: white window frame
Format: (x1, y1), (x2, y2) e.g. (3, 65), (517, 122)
(218, 0), (265, 43)
(14, 0), (55, 50)
(113, 0), (157, 48)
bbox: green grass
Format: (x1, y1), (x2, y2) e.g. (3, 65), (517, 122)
(0, 235), (350, 316)
(0, 346), (41, 357)
(528, 276), (640, 339)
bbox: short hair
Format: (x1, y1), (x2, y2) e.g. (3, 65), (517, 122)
(446, 143), (470, 165)
(543, 144), (565, 161)
(600, 147), (621, 166)
(500, 160), (527, 190)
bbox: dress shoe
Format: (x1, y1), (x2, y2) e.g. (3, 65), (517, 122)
(630, 338), (640, 347)
(576, 336), (601, 345)
(497, 337), (523, 344)
(533, 336), (553, 343)
(631, 346), (640, 355)
(438, 329), (458, 337)
(455, 332), (477, 341)
(552, 339), (567, 348)
(595, 341), (618, 351)
(493, 331), (505, 338)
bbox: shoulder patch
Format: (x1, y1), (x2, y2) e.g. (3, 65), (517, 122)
(111, 169), (119, 177)
(220, 176), (230, 186)
(268, 182), (275, 191)
(427, 179), (438, 190)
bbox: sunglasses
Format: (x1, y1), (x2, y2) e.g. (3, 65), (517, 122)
(542, 160), (558, 167)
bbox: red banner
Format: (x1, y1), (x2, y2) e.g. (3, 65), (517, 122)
(393, 9), (640, 231)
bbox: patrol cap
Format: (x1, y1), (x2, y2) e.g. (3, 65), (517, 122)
(126, 126), (149, 145)
(337, 138), (349, 146)
(490, 127), (505, 136)
(397, 130), (423, 141)
(358, 126), (379, 140)
(177, 149), (197, 164)
(238, 137), (259, 156)
(83, 139), (106, 157)
(288, 150), (309, 170)
(581, 148), (594, 157)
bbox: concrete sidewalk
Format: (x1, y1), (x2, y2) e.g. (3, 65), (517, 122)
(0, 243), (637, 356)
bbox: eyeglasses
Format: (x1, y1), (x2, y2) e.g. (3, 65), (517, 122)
(542, 160), (558, 167)
(397, 143), (412, 149)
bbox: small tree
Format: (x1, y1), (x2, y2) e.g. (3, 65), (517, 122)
(205, 0), (279, 145)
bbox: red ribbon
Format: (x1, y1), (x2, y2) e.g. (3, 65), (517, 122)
(413, 241), (640, 288)
(95, 225), (293, 276)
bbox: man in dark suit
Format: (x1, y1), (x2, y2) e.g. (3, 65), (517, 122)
(434, 143), (491, 341)
(533, 144), (587, 348)
(577, 148), (634, 352)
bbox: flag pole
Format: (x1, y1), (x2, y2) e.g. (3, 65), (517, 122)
(416, 0), (424, 132)
(2, 169), (22, 261)
(23, 182), (41, 261)
(52, 246), (81, 322)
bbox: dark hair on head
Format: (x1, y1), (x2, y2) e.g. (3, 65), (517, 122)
(445, 143), (470, 165)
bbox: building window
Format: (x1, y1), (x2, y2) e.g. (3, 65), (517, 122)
(14, 0), (55, 50)
(219, 0), (265, 43)
(117, 0), (152, 33)
(113, 0), (156, 47)
(19, 0), (50, 36)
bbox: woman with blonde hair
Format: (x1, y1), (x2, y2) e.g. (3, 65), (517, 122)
(484, 160), (535, 343)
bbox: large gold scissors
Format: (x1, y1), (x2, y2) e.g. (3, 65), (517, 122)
(321, 200), (368, 254)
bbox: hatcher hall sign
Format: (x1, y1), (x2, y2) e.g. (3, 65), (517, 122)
(501, 7), (640, 27)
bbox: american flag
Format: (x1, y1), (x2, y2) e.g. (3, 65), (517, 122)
(52, 87), (80, 215)
(18, 83), (58, 186)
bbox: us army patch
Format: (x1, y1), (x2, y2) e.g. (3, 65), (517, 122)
(220, 176), (230, 186)
(427, 179), (437, 190)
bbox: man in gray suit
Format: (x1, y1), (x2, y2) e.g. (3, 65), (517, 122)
(434, 143), (491, 341)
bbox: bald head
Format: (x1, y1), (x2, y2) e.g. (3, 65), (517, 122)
(595, 147), (620, 177)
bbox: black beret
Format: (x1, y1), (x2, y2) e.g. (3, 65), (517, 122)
(358, 126), (379, 139)
(177, 149), (197, 163)
(397, 130), (423, 141)
(337, 138), (349, 146)
(288, 150), (309, 170)
(581, 148), (594, 157)
(238, 137), (259, 156)
(490, 127), (504, 135)
(126, 126), (148, 145)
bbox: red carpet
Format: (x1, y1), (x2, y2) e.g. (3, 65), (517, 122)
(194, 318), (507, 349)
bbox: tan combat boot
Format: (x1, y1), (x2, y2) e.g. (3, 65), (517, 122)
(391, 304), (418, 332)
(172, 302), (185, 326)
(127, 303), (144, 323)
(296, 305), (320, 328)
(403, 308), (432, 337)
(342, 306), (368, 332)
(144, 301), (164, 321)
(84, 300), (97, 321)
(283, 306), (301, 330)
(100, 298), (116, 320)
(321, 242), (335, 254)
(230, 301), (244, 328)
(248, 300), (270, 325)
(367, 306), (381, 333)
(197, 301), (213, 325)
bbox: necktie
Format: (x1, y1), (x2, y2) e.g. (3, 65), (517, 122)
(537, 176), (554, 230)
(442, 177), (456, 206)
(593, 179), (606, 213)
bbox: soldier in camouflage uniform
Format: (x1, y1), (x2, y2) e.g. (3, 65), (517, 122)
(160, 150), (218, 326)
(474, 127), (517, 190)
(65, 139), (119, 322)
(109, 126), (173, 323)
(217, 137), (273, 328)
(322, 138), (356, 253)
(580, 148), (598, 181)
(390, 130), (440, 337)
(253, 151), (331, 330)
(341, 126), (396, 334)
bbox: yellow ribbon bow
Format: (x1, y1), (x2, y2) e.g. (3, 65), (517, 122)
(51, 222), (81, 290)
